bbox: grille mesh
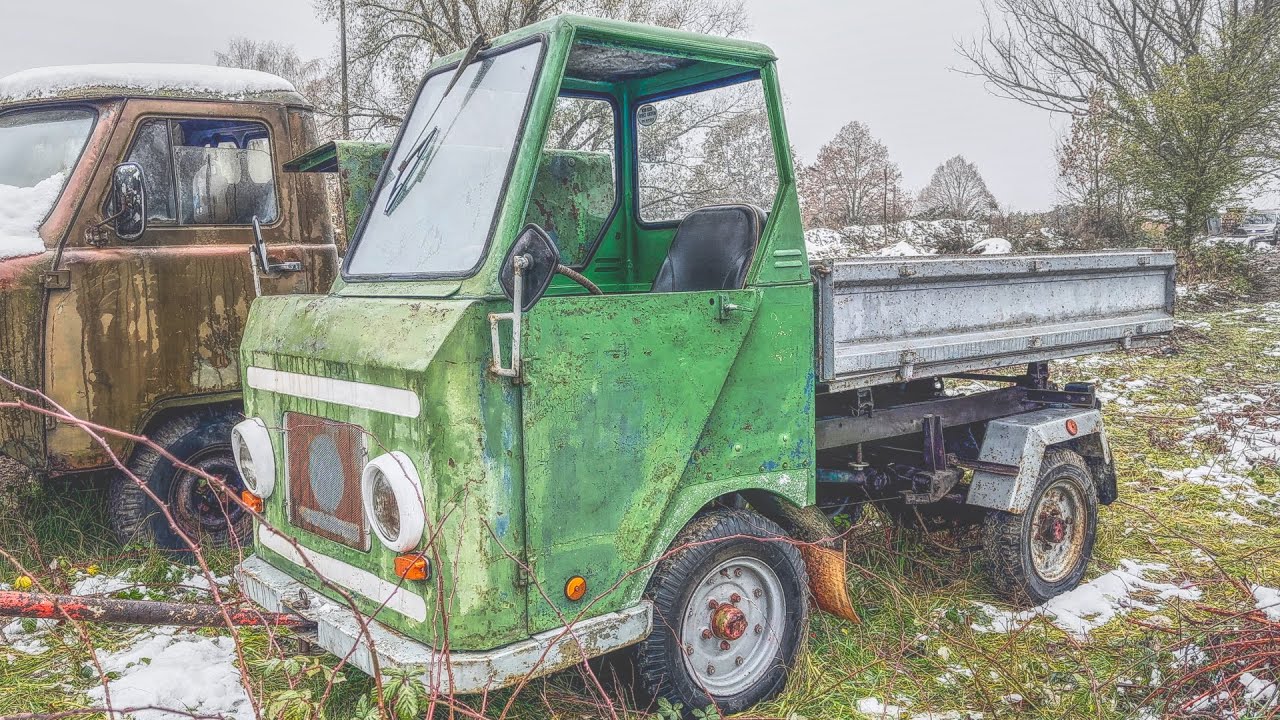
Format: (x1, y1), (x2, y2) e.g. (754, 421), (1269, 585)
(285, 413), (368, 549)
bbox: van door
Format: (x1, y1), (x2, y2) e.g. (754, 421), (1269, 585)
(43, 99), (337, 470)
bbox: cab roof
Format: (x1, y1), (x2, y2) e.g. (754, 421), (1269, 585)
(0, 63), (310, 109)
(433, 14), (778, 70)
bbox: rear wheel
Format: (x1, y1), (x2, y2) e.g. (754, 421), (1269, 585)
(108, 408), (250, 551)
(632, 509), (808, 717)
(982, 449), (1098, 604)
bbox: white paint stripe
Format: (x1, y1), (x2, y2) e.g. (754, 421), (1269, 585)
(258, 526), (428, 622)
(247, 367), (421, 418)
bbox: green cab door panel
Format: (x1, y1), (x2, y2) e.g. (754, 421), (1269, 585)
(519, 289), (759, 630)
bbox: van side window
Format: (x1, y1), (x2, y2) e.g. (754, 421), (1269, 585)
(124, 118), (278, 226)
(636, 78), (779, 224)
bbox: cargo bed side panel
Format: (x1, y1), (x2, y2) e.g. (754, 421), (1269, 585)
(814, 251), (1176, 389)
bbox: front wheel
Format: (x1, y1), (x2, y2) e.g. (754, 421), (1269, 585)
(982, 448), (1098, 604)
(632, 509), (808, 717)
(108, 408), (250, 551)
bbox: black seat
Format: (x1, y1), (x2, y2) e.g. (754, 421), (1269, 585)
(651, 204), (767, 293)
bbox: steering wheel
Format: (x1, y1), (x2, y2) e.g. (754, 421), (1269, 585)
(556, 264), (603, 296)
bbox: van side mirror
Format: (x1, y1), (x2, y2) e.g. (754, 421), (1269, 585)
(110, 162), (147, 240)
(500, 224), (560, 312)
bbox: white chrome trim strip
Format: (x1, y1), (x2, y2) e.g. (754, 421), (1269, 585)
(247, 367), (421, 418)
(257, 526), (428, 622)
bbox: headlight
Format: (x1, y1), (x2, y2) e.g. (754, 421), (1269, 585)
(362, 451), (425, 552)
(230, 418), (276, 498)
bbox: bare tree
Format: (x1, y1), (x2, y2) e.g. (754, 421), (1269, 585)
(959, 0), (1280, 244)
(798, 121), (906, 227)
(312, 0), (749, 138)
(918, 156), (999, 220)
(1056, 93), (1135, 244)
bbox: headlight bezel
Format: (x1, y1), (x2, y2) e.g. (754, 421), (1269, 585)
(361, 451), (426, 552)
(231, 417), (276, 498)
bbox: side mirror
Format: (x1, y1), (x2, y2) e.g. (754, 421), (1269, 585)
(500, 224), (560, 312)
(110, 163), (147, 240)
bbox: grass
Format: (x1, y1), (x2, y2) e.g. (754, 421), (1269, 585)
(1, 302), (1278, 719)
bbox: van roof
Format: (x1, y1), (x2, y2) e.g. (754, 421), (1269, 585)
(0, 64), (310, 108)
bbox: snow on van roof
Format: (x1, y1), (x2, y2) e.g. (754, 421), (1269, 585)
(0, 64), (303, 105)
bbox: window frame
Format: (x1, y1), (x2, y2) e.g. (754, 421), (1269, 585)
(538, 88), (623, 271)
(631, 70), (776, 229)
(0, 103), (99, 230)
(340, 35), (549, 283)
(116, 115), (281, 228)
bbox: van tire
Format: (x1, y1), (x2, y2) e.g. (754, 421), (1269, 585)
(108, 408), (249, 552)
(982, 448), (1098, 604)
(631, 509), (808, 717)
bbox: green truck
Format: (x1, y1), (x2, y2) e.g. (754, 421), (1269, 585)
(232, 15), (1176, 714)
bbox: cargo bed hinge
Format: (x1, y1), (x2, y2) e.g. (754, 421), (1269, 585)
(42, 270), (70, 290)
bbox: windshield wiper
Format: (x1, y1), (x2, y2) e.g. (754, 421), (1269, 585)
(382, 34), (489, 217)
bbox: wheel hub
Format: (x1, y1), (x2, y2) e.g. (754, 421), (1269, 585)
(1039, 513), (1069, 544)
(711, 603), (748, 641)
(1029, 479), (1088, 584)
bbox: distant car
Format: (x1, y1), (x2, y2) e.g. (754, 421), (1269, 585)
(1235, 210), (1280, 245)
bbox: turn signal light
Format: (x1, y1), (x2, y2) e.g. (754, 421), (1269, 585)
(241, 490), (264, 513)
(565, 575), (587, 602)
(1065, 419), (1079, 436)
(395, 554), (430, 581)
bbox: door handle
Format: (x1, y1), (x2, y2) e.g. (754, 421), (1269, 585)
(717, 294), (754, 322)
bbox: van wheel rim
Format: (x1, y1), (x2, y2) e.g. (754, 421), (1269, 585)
(170, 445), (244, 536)
(681, 556), (785, 696)
(1030, 478), (1087, 583)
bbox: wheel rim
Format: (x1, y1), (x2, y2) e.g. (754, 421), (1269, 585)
(680, 556), (786, 697)
(1029, 477), (1088, 583)
(169, 444), (245, 538)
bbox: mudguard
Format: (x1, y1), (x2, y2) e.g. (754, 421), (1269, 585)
(965, 407), (1110, 514)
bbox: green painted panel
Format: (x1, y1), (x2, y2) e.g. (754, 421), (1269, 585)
(519, 290), (757, 631)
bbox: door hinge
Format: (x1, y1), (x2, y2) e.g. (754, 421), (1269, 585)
(514, 563), (530, 588)
(42, 270), (70, 290)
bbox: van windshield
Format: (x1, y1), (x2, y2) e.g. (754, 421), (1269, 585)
(345, 41), (542, 278)
(0, 107), (96, 238)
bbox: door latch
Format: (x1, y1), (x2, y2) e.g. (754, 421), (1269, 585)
(717, 293), (753, 322)
(42, 270), (70, 290)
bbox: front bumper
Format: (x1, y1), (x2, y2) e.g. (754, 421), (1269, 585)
(235, 555), (653, 694)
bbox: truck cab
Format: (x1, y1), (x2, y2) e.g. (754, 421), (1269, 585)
(0, 65), (337, 549)
(233, 15), (1174, 715)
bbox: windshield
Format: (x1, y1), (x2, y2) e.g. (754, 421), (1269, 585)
(345, 41), (542, 278)
(0, 108), (95, 255)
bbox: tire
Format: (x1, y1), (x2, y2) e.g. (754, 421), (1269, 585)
(108, 408), (249, 551)
(631, 509), (808, 718)
(982, 448), (1098, 604)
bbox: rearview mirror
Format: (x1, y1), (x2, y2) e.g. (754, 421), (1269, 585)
(111, 162), (147, 241)
(500, 224), (560, 312)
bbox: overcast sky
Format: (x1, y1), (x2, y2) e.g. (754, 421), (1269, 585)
(0, 0), (1065, 211)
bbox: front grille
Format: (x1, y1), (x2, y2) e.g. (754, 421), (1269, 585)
(284, 412), (369, 550)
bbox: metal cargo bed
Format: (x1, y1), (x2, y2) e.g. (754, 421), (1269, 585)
(813, 250), (1176, 391)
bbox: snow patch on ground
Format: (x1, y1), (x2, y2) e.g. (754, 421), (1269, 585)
(0, 64), (296, 103)
(876, 240), (932, 257)
(1253, 585), (1280, 621)
(971, 561), (1200, 638)
(971, 237), (1012, 254)
(0, 173), (63, 259)
(85, 627), (253, 720)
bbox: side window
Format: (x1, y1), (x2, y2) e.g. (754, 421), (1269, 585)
(123, 118), (278, 226)
(636, 78), (779, 224)
(527, 95), (618, 267)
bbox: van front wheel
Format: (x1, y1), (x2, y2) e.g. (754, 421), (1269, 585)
(632, 509), (808, 717)
(108, 409), (250, 551)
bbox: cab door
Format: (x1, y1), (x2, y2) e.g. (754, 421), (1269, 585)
(518, 289), (759, 631)
(43, 99), (337, 470)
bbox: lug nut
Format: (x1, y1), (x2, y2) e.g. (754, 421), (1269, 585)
(720, 568), (730, 578)
(735, 656), (745, 666)
(733, 567), (742, 578)
(730, 593), (741, 604)
(701, 629), (712, 640)
(753, 588), (763, 599)
(706, 664), (716, 676)
(685, 643), (693, 656)
(708, 599), (719, 609)
(754, 624), (762, 635)
(720, 640), (731, 651)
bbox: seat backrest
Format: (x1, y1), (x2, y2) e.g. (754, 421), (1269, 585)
(651, 204), (766, 293)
